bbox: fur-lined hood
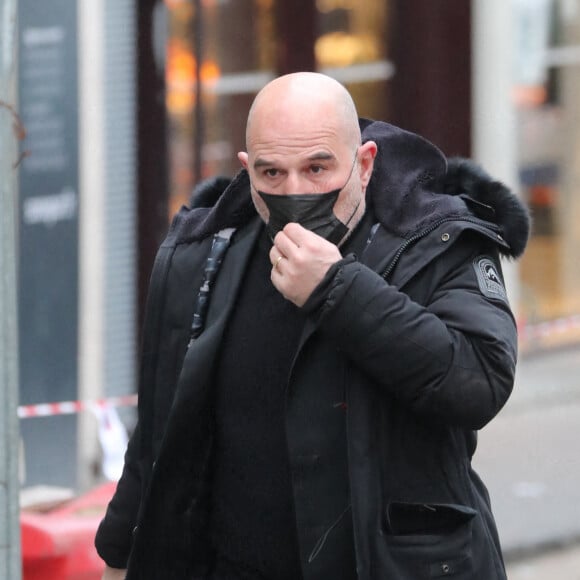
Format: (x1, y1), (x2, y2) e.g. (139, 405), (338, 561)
(179, 120), (530, 258)
(360, 119), (530, 258)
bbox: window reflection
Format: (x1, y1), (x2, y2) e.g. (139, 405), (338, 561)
(165, 0), (275, 215)
(515, 0), (580, 347)
(316, 1), (390, 119)
(165, 0), (392, 217)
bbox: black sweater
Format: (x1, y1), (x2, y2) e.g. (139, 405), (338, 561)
(209, 227), (305, 579)
(209, 216), (373, 579)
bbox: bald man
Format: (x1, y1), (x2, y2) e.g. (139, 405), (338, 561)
(96, 73), (529, 580)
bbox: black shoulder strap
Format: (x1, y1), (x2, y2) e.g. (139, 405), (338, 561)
(137, 225), (236, 450)
(188, 227), (236, 345)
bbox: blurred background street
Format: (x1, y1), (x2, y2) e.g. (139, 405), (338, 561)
(476, 345), (580, 578)
(507, 544), (580, 580)
(11, 0), (580, 494)
(2, 0), (580, 578)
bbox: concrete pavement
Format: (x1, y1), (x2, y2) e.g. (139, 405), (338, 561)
(506, 542), (580, 579)
(472, 345), (580, 576)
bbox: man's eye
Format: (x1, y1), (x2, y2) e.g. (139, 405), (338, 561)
(264, 168), (279, 178)
(310, 165), (324, 174)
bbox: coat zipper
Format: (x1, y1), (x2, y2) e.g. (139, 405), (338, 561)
(381, 217), (501, 281)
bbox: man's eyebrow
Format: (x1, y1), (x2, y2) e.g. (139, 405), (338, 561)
(253, 151), (336, 170)
(306, 151), (336, 162)
(253, 157), (273, 169)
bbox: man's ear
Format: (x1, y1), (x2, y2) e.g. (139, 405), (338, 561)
(238, 151), (249, 170)
(359, 140), (377, 188)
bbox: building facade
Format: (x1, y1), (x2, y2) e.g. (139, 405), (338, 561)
(16, 0), (580, 488)
(162, 0), (580, 351)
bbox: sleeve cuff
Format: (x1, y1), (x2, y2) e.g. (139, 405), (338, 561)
(301, 253), (357, 314)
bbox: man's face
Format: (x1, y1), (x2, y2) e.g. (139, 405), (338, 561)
(242, 146), (361, 227)
(238, 108), (376, 235)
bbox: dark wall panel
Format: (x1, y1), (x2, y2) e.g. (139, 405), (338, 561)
(389, 0), (472, 157)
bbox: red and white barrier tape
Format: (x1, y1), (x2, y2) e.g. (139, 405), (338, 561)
(17, 394), (138, 419)
(15, 315), (580, 419)
(519, 314), (580, 342)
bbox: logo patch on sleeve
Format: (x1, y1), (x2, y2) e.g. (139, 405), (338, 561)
(473, 257), (508, 302)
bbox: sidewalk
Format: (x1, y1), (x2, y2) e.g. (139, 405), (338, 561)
(473, 345), (580, 577)
(506, 542), (580, 579)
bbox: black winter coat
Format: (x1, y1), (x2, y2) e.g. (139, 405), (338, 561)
(95, 119), (530, 579)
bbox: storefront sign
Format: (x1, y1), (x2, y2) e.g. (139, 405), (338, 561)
(18, 0), (79, 488)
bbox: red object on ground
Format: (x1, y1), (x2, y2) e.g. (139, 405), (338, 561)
(21, 482), (116, 580)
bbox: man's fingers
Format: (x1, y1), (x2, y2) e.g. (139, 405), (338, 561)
(269, 222), (342, 307)
(273, 228), (299, 261)
(269, 245), (286, 272)
(279, 222), (317, 248)
(274, 223), (327, 260)
(273, 254), (284, 273)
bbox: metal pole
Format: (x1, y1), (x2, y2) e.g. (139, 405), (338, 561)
(193, 0), (204, 184)
(472, 0), (520, 309)
(0, 0), (22, 577)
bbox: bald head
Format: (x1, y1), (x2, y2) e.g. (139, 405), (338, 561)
(238, 72), (377, 239)
(245, 72), (361, 151)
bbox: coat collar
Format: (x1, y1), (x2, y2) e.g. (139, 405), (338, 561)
(360, 119), (530, 258)
(172, 120), (530, 259)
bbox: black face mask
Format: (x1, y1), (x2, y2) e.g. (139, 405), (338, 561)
(255, 156), (360, 245)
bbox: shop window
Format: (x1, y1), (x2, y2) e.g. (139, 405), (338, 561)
(164, 0), (392, 218)
(315, 0), (392, 119)
(165, 0), (275, 216)
(515, 0), (580, 336)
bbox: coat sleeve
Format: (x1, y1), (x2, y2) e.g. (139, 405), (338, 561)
(94, 425), (142, 568)
(94, 238), (179, 567)
(303, 239), (518, 430)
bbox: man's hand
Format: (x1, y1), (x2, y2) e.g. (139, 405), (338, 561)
(102, 566), (127, 580)
(270, 223), (342, 307)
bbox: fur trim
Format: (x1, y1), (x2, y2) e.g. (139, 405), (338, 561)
(171, 170), (255, 244)
(174, 122), (531, 260)
(189, 176), (232, 209)
(443, 157), (531, 258)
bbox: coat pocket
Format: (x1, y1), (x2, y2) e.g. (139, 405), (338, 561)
(385, 501), (476, 536)
(380, 502), (477, 578)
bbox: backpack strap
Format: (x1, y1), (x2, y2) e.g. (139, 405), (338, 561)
(188, 227), (236, 345)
